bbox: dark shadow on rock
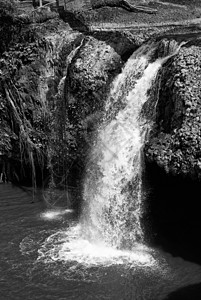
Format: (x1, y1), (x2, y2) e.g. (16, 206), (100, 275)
(89, 30), (143, 61)
(60, 9), (143, 60)
(164, 283), (201, 300)
(155, 26), (201, 48)
(59, 9), (89, 32)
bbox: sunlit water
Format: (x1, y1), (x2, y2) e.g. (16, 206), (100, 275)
(40, 209), (74, 221)
(80, 41), (185, 251)
(1, 42), (201, 299)
(1, 184), (201, 300)
(81, 56), (161, 248)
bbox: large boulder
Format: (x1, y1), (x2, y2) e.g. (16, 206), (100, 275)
(68, 36), (123, 108)
(66, 35), (123, 168)
(91, 30), (146, 60)
(145, 43), (201, 180)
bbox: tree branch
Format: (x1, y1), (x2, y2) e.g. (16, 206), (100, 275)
(92, 0), (157, 14)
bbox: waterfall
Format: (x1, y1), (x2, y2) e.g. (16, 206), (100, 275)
(81, 41), (182, 250)
(38, 40), (184, 269)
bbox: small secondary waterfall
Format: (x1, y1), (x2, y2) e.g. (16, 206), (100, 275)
(81, 41), (182, 250)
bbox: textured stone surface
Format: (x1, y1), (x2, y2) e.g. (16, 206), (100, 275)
(67, 36), (123, 164)
(145, 44), (201, 179)
(91, 0), (157, 13)
(0, 19), (82, 183)
(68, 36), (123, 116)
(91, 30), (146, 59)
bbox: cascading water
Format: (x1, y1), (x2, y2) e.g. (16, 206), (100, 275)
(81, 41), (182, 250)
(15, 40), (201, 299)
(37, 40), (184, 268)
(81, 53), (158, 249)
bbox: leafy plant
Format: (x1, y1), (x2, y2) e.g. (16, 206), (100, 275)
(0, 0), (17, 16)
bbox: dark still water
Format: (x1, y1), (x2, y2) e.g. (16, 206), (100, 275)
(1, 184), (201, 300)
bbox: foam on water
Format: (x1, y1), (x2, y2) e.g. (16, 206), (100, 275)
(37, 57), (165, 274)
(36, 42), (184, 274)
(40, 209), (74, 221)
(37, 224), (160, 268)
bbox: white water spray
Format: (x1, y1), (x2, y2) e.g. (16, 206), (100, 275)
(81, 53), (166, 250)
(37, 41), (183, 269)
(79, 40), (184, 251)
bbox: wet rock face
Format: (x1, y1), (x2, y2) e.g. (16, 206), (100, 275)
(91, 30), (146, 60)
(145, 45), (201, 179)
(68, 36), (123, 130)
(0, 20), (83, 184)
(68, 36), (123, 107)
(66, 36), (123, 174)
(37, 29), (83, 109)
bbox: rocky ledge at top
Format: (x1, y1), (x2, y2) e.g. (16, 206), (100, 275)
(67, 31), (201, 181)
(144, 41), (201, 180)
(1, 8), (201, 183)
